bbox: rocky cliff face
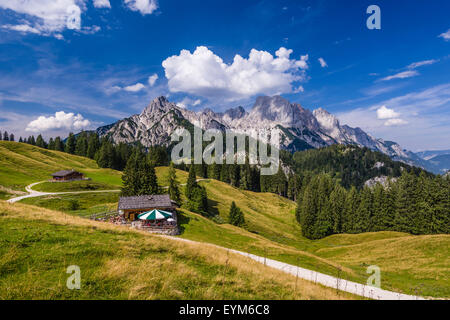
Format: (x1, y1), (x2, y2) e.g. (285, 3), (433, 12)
(96, 95), (429, 170)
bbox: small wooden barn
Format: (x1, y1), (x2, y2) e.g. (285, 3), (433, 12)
(51, 170), (85, 182)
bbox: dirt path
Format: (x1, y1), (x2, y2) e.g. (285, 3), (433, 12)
(165, 236), (426, 300)
(7, 179), (210, 203)
(7, 182), (120, 203)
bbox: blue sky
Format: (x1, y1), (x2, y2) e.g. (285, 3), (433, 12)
(0, 0), (449, 151)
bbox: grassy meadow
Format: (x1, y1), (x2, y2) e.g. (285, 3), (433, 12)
(20, 193), (120, 218)
(0, 201), (355, 300)
(0, 141), (122, 192)
(2, 141), (449, 298)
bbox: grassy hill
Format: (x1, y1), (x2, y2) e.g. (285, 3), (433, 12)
(183, 180), (449, 298)
(0, 141), (122, 192)
(0, 201), (354, 300)
(2, 142), (448, 298)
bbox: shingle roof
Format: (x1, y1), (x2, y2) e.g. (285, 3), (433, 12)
(51, 170), (82, 177)
(118, 194), (174, 210)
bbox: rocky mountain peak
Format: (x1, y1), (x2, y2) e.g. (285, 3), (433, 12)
(96, 95), (431, 172)
(141, 96), (174, 116)
(313, 107), (340, 131)
(223, 106), (247, 120)
(248, 95), (316, 129)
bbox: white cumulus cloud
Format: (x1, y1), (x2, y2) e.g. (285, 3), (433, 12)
(124, 0), (158, 15)
(93, 0), (111, 8)
(162, 46), (309, 101)
(376, 105), (400, 119)
(438, 29), (450, 41)
(380, 70), (419, 81)
(318, 57), (328, 68)
(26, 111), (92, 133)
(148, 74), (158, 86)
(0, 0), (83, 34)
(123, 82), (145, 92)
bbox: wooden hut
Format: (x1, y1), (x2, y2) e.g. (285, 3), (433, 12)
(118, 194), (177, 221)
(51, 169), (85, 182)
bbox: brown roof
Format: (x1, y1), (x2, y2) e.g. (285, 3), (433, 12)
(118, 194), (174, 210)
(51, 169), (83, 177)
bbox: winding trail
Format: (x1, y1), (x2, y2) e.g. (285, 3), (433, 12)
(7, 178), (210, 203)
(165, 236), (426, 300)
(7, 182), (120, 203)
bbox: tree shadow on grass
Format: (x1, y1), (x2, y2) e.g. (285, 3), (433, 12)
(176, 210), (190, 235)
(207, 198), (220, 217)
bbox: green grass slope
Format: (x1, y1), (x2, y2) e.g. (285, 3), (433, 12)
(194, 177), (449, 298)
(0, 141), (122, 191)
(0, 201), (355, 300)
(3, 144), (447, 298)
(19, 163), (450, 298)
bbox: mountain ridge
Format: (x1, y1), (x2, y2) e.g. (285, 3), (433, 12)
(96, 95), (437, 172)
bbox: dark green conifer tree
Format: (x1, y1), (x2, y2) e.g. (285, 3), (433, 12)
(167, 163), (181, 204)
(185, 165), (198, 200)
(65, 133), (76, 154)
(36, 134), (47, 149)
(228, 201), (245, 227)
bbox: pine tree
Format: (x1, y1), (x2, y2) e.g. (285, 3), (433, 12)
(380, 181), (397, 231)
(275, 166), (287, 197)
(3, 131), (9, 141)
(427, 176), (450, 234)
(75, 132), (88, 156)
(48, 137), (55, 150)
(287, 174), (302, 201)
(299, 182), (318, 239)
(148, 146), (169, 166)
(87, 133), (100, 159)
(329, 183), (346, 234)
(228, 201), (245, 226)
(342, 186), (359, 233)
(229, 164), (240, 187)
(54, 137), (64, 151)
(208, 162), (221, 180)
(167, 163), (181, 204)
(239, 163), (251, 190)
(36, 134), (47, 149)
(219, 164), (229, 183)
(65, 133), (76, 154)
(185, 165), (198, 200)
(414, 171), (431, 234)
(19, 137), (23, 143)
(96, 140), (117, 169)
(187, 186), (209, 215)
(355, 187), (373, 233)
(121, 150), (144, 196)
(394, 171), (418, 233)
(140, 160), (159, 195)
(9, 133), (14, 142)
(371, 183), (386, 231)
